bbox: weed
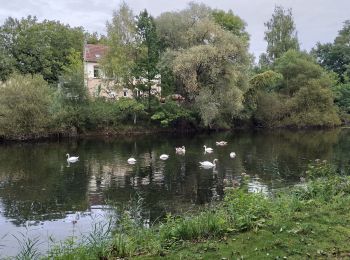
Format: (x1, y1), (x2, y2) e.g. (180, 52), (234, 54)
(14, 231), (42, 260)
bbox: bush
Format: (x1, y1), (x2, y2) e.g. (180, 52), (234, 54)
(0, 74), (53, 138)
(223, 189), (271, 231)
(151, 101), (195, 127)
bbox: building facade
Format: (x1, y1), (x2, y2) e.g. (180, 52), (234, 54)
(83, 44), (161, 99)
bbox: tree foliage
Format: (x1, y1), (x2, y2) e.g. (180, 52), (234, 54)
(134, 10), (160, 110)
(252, 50), (340, 128)
(151, 101), (195, 127)
(0, 16), (84, 83)
(0, 74), (52, 138)
(313, 20), (350, 83)
(249, 70), (283, 92)
(212, 9), (249, 41)
(102, 2), (137, 86)
(156, 3), (212, 50)
(157, 3), (250, 128)
(262, 6), (299, 64)
(59, 49), (87, 104)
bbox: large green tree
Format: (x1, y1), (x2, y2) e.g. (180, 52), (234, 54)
(313, 20), (350, 83)
(0, 16), (84, 83)
(158, 4), (250, 128)
(261, 6), (299, 64)
(252, 50), (340, 128)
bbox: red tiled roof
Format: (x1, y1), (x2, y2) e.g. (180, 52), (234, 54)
(84, 44), (108, 62)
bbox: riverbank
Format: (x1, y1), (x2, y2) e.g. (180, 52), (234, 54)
(0, 124), (203, 142)
(1, 123), (346, 143)
(42, 161), (350, 259)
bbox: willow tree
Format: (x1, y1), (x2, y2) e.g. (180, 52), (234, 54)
(159, 5), (250, 128)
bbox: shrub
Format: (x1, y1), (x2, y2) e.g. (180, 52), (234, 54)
(223, 189), (271, 231)
(151, 101), (195, 127)
(0, 74), (53, 138)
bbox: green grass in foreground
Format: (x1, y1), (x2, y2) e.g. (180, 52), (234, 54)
(44, 161), (350, 259)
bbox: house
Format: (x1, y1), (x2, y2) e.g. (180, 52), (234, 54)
(83, 44), (161, 99)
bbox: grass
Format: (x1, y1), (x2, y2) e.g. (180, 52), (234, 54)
(13, 231), (42, 260)
(17, 160), (350, 259)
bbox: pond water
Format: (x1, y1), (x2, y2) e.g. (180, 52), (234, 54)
(1, 128), (350, 257)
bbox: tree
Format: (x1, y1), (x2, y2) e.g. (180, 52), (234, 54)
(0, 47), (15, 81)
(102, 2), (137, 88)
(160, 9), (250, 127)
(252, 50), (340, 128)
(0, 74), (52, 138)
(0, 16), (84, 83)
(155, 2), (212, 50)
(59, 49), (87, 104)
(313, 20), (350, 83)
(84, 31), (107, 44)
(263, 6), (299, 63)
(212, 9), (249, 41)
(274, 50), (327, 95)
(240, 70), (283, 125)
(134, 10), (160, 111)
(116, 98), (145, 124)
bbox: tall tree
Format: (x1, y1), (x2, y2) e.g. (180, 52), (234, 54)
(102, 2), (137, 88)
(263, 6), (299, 63)
(134, 10), (160, 110)
(161, 15), (250, 127)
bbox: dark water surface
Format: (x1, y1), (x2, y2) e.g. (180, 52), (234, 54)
(1, 129), (350, 257)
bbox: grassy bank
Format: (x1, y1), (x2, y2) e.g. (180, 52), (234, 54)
(17, 161), (350, 259)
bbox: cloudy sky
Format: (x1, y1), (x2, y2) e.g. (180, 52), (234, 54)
(0, 0), (349, 60)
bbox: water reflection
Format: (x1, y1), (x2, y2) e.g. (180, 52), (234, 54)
(0, 128), (349, 256)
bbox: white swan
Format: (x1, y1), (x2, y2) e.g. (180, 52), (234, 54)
(127, 158), (136, 164)
(159, 154), (169, 160)
(203, 145), (213, 153)
(66, 154), (79, 163)
(175, 146), (186, 154)
(199, 159), (218, 168)
(216, 141), (227, 146)
(230, 152), (236, 158)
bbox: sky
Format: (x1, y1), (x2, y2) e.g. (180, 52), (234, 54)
(0, 0), (349, 60)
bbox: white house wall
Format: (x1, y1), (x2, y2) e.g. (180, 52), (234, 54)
(84, 61), (161, 100)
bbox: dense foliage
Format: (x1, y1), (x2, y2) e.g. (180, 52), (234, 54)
(252, 50), (340, 127)
(0, 74), (53, 138)
(312, 20), (350, 121)
(0, 2), (349, 140)
(260, 6), (299, 66)
(0, 16), (84, 83)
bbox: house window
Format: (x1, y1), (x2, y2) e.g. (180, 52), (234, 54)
(123, 90), (128, 97)
(93, 66), (100, 78)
